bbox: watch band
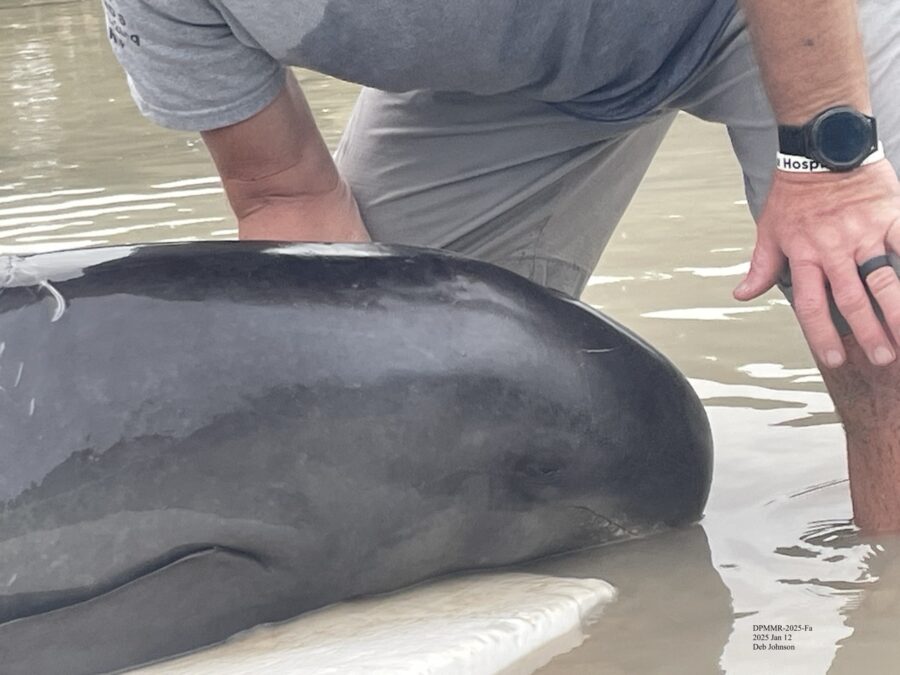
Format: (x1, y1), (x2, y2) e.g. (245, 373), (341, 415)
(777, 125), (807, 156)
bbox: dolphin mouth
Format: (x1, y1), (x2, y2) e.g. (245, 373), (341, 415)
(0, 544), (265, 626)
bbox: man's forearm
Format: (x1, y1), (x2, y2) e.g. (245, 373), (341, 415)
(201, 72), (369, 242)
(740, 0), (871, 124)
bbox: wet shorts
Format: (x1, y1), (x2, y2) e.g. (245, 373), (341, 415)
(335, 1), (900, 334)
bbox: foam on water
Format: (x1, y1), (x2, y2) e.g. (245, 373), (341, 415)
(129, 573), (615, 675)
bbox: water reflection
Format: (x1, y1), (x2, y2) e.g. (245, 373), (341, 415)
(830, 537), (900, 674)
(530, 527), (732, 675)
(3, 1), (900, 674)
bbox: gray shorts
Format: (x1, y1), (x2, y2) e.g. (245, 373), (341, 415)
(335, 2), (900, 328)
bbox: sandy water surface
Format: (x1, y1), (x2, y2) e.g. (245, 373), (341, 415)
(3, 2), (900, 674)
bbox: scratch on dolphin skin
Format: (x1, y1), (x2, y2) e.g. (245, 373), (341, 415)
(14, 362), (23, 388)
(28, 398), (35, 416)
(39, 280), (67, 322)
(581, 348), (616, 354)
(0, 255), (68, 322)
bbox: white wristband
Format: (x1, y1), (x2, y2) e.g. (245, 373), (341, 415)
(776, 142), (885, 173)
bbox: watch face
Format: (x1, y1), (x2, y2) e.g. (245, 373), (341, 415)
(811, 108), (873, 169)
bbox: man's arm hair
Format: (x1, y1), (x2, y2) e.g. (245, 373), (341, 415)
(739, 0), (871, 124)
(201, 71), (368, 242)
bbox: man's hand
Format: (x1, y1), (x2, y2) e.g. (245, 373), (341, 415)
(234, 174), (369, 242)
(734, 160), (900, 368)
(202, 71), (370, 243)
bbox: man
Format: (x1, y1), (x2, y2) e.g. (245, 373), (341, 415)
(103, 1), (900, 530)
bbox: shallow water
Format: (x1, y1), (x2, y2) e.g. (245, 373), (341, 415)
(3, 2), (900, 674)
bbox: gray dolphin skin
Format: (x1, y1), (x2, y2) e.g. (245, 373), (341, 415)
(0, 242), (712, 674)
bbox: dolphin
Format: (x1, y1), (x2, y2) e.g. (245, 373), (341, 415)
(0, 242), (712, 674)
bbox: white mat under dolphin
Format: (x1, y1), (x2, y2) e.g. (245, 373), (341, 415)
(129, 573), (615, 675)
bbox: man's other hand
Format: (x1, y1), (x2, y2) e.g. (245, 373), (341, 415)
(734, 160), (900, 368)
(236, 175), (370, 243)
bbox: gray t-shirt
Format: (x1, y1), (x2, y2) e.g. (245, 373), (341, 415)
(102, 0), (736, 131)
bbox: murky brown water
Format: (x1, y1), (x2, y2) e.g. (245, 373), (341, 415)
(3, 2), (900, 674)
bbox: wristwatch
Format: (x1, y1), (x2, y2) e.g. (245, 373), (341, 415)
(777, 106), (879, 172)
